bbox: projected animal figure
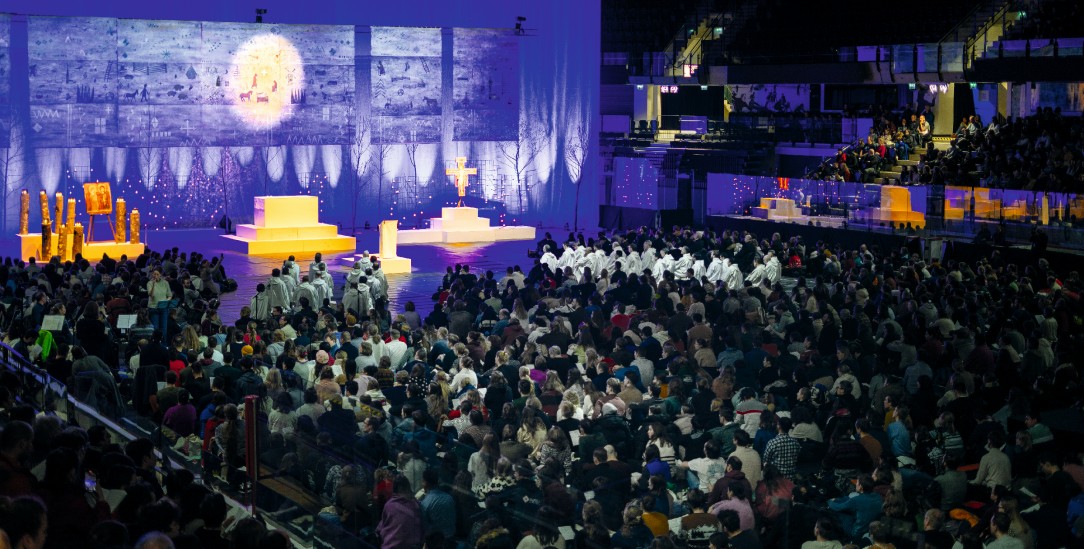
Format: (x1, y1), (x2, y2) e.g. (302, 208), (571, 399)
(239, 91), (253, 102)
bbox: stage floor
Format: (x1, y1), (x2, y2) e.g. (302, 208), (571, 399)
(0, 228), (540, 322)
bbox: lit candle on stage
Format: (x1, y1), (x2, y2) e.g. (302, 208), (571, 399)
(40, 191), (49, 230)
(73, 223), (83, 257)
(40, 222), (50, 260)
(19, 190), (29, 235)
(115, 199), (126, 243)
(57, 223), (69, 262)
(54, 193), (63, 234)
(130, 209), (140, 244)
(66, 198), (76, 229)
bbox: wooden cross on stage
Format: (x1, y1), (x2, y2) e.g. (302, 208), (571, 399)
(446, 157), (477, 207)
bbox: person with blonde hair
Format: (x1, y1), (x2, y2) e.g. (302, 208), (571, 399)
(539, 371), (565, 417)
(264, 367), (284, 402)
(518, 407), (548, 451)
(611, 501), (653, 547)
(181, 325), (202, 354)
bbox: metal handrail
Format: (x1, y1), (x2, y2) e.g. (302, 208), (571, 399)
(941, 0), (1006, 44)
(963, 1), (1014, 68)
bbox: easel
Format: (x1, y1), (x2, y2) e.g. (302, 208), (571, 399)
(87, 213), (116, 242)
(83, 182), (115, 242)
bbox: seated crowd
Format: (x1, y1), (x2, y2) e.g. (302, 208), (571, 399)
(917, 108), (1084, 192)
(1, 224), (1084, 549)
(809, 103), (934, 184)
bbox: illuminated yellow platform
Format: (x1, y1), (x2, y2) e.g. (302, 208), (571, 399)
(751, 198), (805, 222)
(398, 207), (536, 245)
(18, 233), (145, 262)
(221, 196), (356, 256)
(945, 187), (1003, 220)
(854, 186), (925, 228)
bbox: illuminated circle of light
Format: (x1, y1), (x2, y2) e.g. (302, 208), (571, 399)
(229, 34), (303, 130)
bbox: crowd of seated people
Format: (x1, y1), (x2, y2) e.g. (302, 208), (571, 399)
(808, 104), (935, 184)
(2, 222), (1084, 548)
(918, 107), (1084, 191)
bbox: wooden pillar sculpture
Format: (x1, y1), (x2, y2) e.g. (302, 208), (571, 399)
(57, 223), (69, 262)
(130, 209), (140, 244)
(53, 193), (63, 234)
(66, 198), (76, 230)
(73, 223), (84, 257)
(19, 190), (29, 235)
(39, 191), (50, 231)
(40, 222), (50, 260)
(115, 199), (126, 243)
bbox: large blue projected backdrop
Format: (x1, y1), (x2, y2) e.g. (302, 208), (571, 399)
(0, 0), (598, 232)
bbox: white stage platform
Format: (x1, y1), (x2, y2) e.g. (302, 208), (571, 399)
(398, 207), (535, 245)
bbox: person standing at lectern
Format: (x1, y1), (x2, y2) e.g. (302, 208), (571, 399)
(147, 268), (173, 338)
(147, 269), (172, 308)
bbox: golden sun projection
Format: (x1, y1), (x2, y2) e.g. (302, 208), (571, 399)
(230, 34), (303, 129)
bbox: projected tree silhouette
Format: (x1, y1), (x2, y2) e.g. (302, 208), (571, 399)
(498, 103), (547, 215)
(564, 98), (590, 231)
(348, 117), (373, 231)
(0, 114), (28, 233)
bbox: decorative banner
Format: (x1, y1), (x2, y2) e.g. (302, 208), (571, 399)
(130, 209), (140, 244)
(371, 27), (443, 144)
(115, 199), (126, 243)
(73, 223), (83, 257)
(452, 28), (519, 141)
(19, 190), (29, 235)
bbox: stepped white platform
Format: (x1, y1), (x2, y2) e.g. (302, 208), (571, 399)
(397, 207), (535, 245)
(221, 196), (356, 255)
